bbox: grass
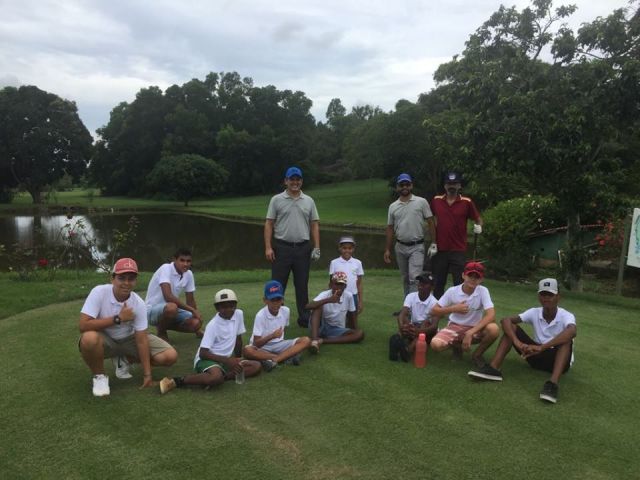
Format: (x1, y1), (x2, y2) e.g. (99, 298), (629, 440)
(1, 270), (639, 479)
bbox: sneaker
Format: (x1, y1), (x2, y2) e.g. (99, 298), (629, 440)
(112, 356), (132, 379)
(261, 359), (278, 372)
(284, 354), (301, 366)
(92, 374), (110, 397)
(467, 364), (503, 381)
(539, 381), (558, 404)
(398, 339), (410, 363)
(159, 377), (177, 395)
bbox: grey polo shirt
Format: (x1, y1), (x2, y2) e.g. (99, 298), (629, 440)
(387, 194), (433, 242)
(266, 191), (320, 242)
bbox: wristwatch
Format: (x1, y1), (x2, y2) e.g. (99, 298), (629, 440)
(113, 314), (121, 325)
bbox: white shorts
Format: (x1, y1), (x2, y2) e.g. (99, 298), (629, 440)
(253, 338), (297, 354)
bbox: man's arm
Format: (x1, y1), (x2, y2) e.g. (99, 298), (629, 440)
(134, 329), (154, 388)
(264, 219), (275, 261)
(305, 293), (340, 310)
(356, 276), (363, 313)
(426, 217), (436, 243)
(185, 292), (201, 320)
(383, 225), (394, 263)
(159, 283), (194, 313)
(310, 220), (320, 249)
(500, 315), (525, 348)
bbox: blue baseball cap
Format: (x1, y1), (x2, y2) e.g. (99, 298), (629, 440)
(264, 280), (284, 300)
(285, 166), (303, 179)
(396, 173), (412, 184)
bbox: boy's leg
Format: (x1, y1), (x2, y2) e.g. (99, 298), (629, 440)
(166, 308), (202, 334)
(549, 342), (572, 384)
(470, 323), (500, 365)
(272, 337), (311, 363)
(147, 335), (178, 366)
(79, 331), (106, 374)
(241, 360), (262, 378)
(321, 324), (364, 344)
(183, 367), (226, 388)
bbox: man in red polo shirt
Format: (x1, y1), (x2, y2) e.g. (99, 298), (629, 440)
(430, 172), (482, 299)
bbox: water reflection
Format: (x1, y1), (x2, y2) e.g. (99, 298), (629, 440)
(0, 213), (388, 272)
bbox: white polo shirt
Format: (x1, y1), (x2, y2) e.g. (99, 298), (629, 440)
(520, 307), (576, 365)
(250, 305), (290, 346)
(437, 284), (494, 327)
(403, 292), (439, 325)
(145, 262), (196, 308)
(314, 289), (356, 328)
(81, 284), (148, 340)
(194, 310), (246, 367)
(329, 257), (364, 296)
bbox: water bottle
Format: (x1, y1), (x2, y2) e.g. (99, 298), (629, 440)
(235, 362), (245, 384)
(414, 333), (427, 368)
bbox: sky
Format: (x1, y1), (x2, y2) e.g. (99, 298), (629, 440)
(0, 0), (631, 138)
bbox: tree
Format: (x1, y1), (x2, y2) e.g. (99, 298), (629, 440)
(431, 0), (639, 290)
(145, 154), (228, 206)
(0, 86), (92, 203)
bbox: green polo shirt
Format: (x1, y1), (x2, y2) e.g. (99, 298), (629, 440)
(266, 191), (319, 242)
(387, 194), (433, 243)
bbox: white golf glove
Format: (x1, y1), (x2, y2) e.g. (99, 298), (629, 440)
(473, 224), (482, 235)
(311, 248), (321, 261)
(428, 243), (438, 257)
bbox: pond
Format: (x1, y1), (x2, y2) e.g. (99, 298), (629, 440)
(0, 212), (389, 272)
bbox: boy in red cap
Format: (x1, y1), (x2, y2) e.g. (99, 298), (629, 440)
(430, 261), (498, 366)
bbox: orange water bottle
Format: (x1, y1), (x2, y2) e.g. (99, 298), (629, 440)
(414, 333), (427, 368)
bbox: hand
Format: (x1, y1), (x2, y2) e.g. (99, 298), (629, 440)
(427, 243), (438, 257)
(328, 291), (342, 303)
(191, 309), (202, 321)
(357, 303), (364, 314)
(271, 327), (284, 339)
(311, 248), (321, 261)
(383, 249), (391, 264)
(522, 344), (543, 358)
(473, 224), (482, 235)
(462, 332), (473, 351)
(227, 357), (243, 374)
(140, 375), (155, 389)
(119, 302), (135, 322)
(265, 248), (275, 262)
(454, 301), (470, 314)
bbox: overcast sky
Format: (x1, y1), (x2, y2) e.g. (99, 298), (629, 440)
(0, 0), (630, 137)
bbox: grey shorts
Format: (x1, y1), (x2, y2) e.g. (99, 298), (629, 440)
(253, 338), (298, 354)
(78, 332), (172, 359)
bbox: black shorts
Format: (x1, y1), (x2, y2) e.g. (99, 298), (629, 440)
(513, 326), (571, 374)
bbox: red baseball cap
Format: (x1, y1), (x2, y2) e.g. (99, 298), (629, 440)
(464, 261), (484, 278)
(113, 258), (138, 275)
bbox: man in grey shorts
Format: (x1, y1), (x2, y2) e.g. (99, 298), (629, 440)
(78, 257), (178, 397)
(264, 166), (321, 327)
(384, 173), (436, 298)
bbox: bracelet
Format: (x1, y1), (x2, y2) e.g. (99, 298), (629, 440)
(143, 374), (152, 377)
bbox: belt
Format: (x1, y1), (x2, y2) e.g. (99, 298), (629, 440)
(275, 239), (309, 247)
(396, 239), (424, 247)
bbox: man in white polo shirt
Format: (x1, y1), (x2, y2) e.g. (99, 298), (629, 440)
(467, 278), (577, 404)
(78, 258), (177, 397)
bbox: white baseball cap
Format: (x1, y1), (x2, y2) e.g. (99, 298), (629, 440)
(538, 278), (558, 294)
(214, 289), (238, 304)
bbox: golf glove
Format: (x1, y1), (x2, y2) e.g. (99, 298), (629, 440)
(473, 224), (482, 234)
(311, 248), (321, 261)
(427, 243), (438, 257)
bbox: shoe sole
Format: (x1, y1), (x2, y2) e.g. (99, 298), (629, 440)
(159, 378), (176, 394)
(115, 372), (132, 379)
(539, 394), (557, 403)
(467, 371), (503, 381)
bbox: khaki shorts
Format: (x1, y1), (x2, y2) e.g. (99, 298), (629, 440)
(78, 332), (172, 360)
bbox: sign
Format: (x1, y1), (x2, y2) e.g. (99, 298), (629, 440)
(628, 208), (640, 268)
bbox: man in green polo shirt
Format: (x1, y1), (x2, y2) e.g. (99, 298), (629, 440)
(264, 166), (321, 327)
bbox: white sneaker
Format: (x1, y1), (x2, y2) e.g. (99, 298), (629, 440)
(92, 374), (110, 397)
(112, 356), (132, 379)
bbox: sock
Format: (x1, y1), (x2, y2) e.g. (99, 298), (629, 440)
(174, 377), (185, 388)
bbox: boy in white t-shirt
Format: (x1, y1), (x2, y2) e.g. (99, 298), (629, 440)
(145, 248), (203, 342)
(243, 280), (311, 370)
(389, 272), (442, 362)
(468, 278), (576, 404)
(329, 236), (364, 319)
(306, 271), (364, 353)
(431, 261), (499, 366)
(159, 289), (261, 394)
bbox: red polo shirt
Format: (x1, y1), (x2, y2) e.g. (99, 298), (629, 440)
(431, 194), (480, 251)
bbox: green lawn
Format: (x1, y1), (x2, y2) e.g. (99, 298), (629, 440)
(1, 271), (638, 479)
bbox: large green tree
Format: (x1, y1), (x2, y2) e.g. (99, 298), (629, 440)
(0, 86), (92, 203)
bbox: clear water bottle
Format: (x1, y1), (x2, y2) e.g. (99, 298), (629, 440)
(235, 363), (245, 384)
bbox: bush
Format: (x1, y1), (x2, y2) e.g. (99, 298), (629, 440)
(480, 195), (564, 279)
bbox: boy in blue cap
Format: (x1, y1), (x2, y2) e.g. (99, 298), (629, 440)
(243, 280), (312, 370)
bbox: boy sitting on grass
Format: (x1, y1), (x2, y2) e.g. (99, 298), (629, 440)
(389, 272), (441, 362)
(430, 261), (499, 366)
(468, 278), (576, 404)
(307, 271), (364, 354)
(243, 280), (311, 370)
(159, 289), (261, 394)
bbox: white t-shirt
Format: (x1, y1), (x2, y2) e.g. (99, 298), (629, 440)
(145, 262), (196, 307)
(403, 292), (439, 325)
(437, 284), (494, 327)
(519, 307), (576, 365)
(193, 309), (246, 367)
(81, 284), (148, 340)
(250, 305), (290, 346)
(314, 289), (356, 328)
(329, 257), (364, 296)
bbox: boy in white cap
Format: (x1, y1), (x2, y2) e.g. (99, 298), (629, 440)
(329, 235), (364, 317)
(306, 272), (364, 353)
(467, 278), (577, 404)
(159, 289), (261, 394)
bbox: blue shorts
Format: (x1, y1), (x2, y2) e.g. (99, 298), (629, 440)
(319, 323), (351, 339)
(147, 303), (193, 326)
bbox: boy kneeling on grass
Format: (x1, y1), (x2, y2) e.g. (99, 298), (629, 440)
(242, 280), (311, 370)
(468, 278), (576, 404)
(160, 289), (261, 394)
(430, 261), (499, 366)
(389, 272), (441, 362)
(307, 272), (364, 354)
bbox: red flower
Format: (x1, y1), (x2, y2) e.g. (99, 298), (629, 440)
(599, 240), (606, 246)
(38, 258), (49, 267)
